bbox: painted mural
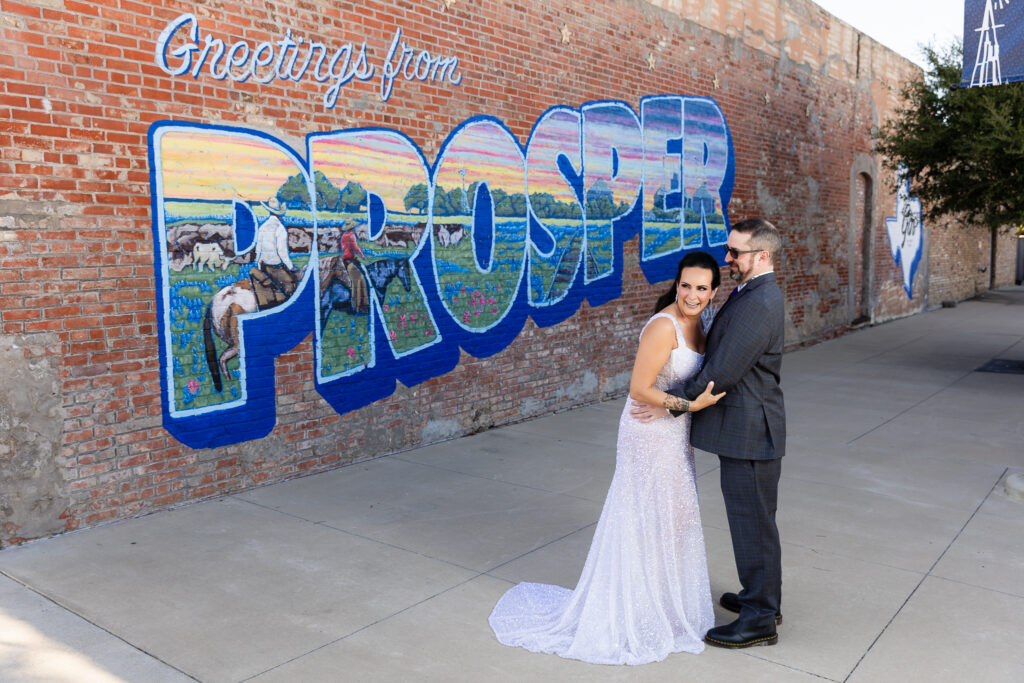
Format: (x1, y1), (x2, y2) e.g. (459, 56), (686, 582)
(884, 165), (923, 298)
(149, 95), (734, 448)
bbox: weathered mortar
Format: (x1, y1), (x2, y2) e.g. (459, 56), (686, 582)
(0, 333), (66, 546)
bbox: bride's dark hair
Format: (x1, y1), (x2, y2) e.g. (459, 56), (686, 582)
(653, 251), (721, 313)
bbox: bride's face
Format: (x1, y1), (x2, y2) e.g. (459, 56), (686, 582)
(675, 266), (716, 318)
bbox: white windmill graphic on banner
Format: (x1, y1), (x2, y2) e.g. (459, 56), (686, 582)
(971, 0), (1010, 86)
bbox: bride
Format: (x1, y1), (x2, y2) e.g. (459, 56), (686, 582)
(489, 251), (724, 665)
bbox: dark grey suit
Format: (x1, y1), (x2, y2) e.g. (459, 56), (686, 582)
(670, 271), (786, 630)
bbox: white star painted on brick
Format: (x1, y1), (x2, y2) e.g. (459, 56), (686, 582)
(646, 53), (656, 70)
(763, 92), (770, 105)
(441, 0), (455, 9)
(560, 24), (572, 44)
(712, 74), (720, 89)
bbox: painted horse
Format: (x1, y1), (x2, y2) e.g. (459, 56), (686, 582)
(203, 264), (302, 393)
(201, 255), (412, 393)
(319, 255), (412, 328)
(203, 276), (258, 393)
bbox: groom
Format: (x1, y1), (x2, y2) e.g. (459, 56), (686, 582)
(634, 217), (786, 648)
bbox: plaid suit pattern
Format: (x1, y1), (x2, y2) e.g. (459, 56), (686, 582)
(677, 272), (785, 460)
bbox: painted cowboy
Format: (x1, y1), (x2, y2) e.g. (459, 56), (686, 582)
(250, 196), (300, 310)
(340, 223), (369, 314)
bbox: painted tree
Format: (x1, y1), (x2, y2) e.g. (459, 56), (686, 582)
(314, 171), (341, 211)
(403, 183), (430, 214)
(277, 173), (311, 209)
(529, 192), (582, 219)
(276, 171), (351, 211)
(875, 41), (1024, 231)
(338, 181), (367, 212)
(490, 189), (528, 217)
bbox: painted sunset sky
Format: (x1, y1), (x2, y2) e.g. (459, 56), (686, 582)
(582, 105), (643, 205)
(526, 109), (581, 206)
(433, 120), (527, 206)
(311, 131), (430, 209)
(682, 98), (729, 206)
(157, 101), (727, 216)
(158, 130), (303, 202)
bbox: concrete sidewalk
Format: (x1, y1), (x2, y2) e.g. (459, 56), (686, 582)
(2, 288), (1023, 682)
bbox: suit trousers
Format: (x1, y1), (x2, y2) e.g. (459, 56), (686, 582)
(719, 455), (782, 629)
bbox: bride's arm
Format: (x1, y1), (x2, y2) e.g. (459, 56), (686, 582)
(628, 319), (724, 413)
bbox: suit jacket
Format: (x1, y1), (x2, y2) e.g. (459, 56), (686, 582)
(670, 272), (786, 460)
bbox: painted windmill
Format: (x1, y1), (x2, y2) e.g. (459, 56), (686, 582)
(970, 0), (1009, 86)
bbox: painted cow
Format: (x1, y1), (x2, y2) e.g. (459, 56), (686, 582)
(192, 241), (230, 271)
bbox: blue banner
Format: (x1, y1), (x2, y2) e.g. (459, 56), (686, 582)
(962, 0), (1024, 87)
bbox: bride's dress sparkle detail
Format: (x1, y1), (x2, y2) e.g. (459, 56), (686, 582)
(489, 313), (714, 665)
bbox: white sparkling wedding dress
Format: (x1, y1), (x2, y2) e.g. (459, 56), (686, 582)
(489, 313), (714, 665)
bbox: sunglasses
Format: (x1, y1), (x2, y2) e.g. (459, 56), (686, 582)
(725, 247), (764, 259)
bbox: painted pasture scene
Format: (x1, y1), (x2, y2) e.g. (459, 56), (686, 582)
(157, 128), (428, 412)
(157, 129), (308, 414)
(151, 97), (735, 440)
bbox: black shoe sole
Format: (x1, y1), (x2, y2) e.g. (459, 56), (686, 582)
(704, 633), (778, 649)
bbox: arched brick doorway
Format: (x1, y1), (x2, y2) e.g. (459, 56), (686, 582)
(849, 156), (876, 325)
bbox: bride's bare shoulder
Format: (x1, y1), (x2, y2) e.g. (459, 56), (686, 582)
(639, 314), (678, 347)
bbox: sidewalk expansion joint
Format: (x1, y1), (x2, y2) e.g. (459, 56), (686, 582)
(0, 568), (200, 681)
(846, 368), (974, 445)
(842, 467), (1008, 682)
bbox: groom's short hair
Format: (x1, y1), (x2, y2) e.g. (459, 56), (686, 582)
(732, 218), (781, 264)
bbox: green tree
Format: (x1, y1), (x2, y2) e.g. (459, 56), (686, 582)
(338, 181), (367, 212)
(404, 183), (430, 214)
(530, 192), (581, 219)
(314, 171), (340, 211)
(586, 195), (615, 219)
(277, 171), (345, 211)
(507, 193), (527, 216)
(433, 186), (454, 215)
(875, 41), (1024, 231)
(277, 173), (311, 209)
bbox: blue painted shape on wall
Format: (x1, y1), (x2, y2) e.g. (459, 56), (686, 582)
(232, 199), (257, 256)
(149, 121), (317, 448)
(884, 165), (924, 298)
(148, 96), (736, 448)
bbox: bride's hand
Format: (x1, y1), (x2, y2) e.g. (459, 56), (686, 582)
(690, 381), (725, 412)
(628, 399), (670, 423)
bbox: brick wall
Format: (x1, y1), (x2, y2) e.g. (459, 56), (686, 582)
(0, 0), (980, 547)
(926, 216), (1015, 305)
